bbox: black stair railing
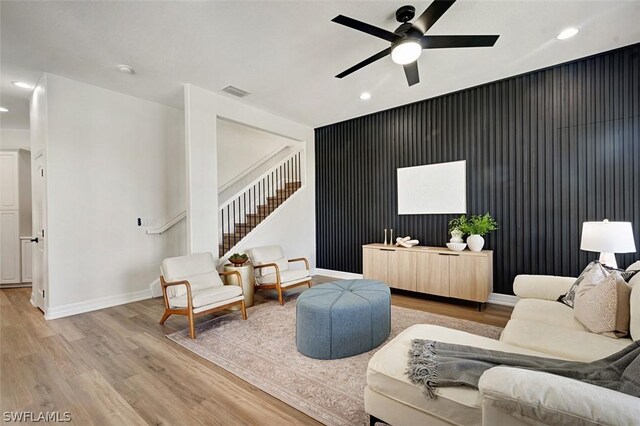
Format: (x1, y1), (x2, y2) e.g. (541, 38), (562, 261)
(219, 150), (303, 256)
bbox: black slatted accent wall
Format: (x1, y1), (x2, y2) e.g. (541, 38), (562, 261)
(315, 43), (640, 295)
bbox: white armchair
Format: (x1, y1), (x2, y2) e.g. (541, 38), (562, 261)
(247, 245), (312, 305)
(159, 252), (247, 338)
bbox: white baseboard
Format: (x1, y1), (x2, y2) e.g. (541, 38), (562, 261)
(314, 268), (518, 307)
(149, 277), (162, 298)
(487, 293), (518, 307)
(45, 288), (152, 320)
(0, 283), (32, 289)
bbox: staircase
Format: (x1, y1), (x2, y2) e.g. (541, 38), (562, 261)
(219, 150), (303, 257)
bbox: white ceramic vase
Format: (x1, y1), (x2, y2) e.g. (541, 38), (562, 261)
(450, 229), (464, 243)
(467, 234), (485, 252)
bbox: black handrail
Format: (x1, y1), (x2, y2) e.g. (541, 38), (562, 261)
(219, 152), (303, 256)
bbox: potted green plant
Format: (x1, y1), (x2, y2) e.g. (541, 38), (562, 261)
(464, 213), (498, 252)
(228, 252), (249, 266)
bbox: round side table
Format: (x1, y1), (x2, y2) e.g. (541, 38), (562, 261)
(223, 263), (255, 307)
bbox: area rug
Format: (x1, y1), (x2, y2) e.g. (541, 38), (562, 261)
(168, 297), (503, 425)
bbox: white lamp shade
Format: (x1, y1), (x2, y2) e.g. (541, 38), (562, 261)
(580, 221), (636, 253)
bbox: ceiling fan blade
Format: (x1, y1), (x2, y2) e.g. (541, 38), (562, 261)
(336, 47), (392, 79)
(403, 62), (420, 86)
(420, 35), (499, 49)
(332, 15), (400, 43)
(412, 0), (456, 35)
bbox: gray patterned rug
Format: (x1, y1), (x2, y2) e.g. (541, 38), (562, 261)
(167, 295), (503, 425)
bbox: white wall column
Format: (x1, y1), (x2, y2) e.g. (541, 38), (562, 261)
(184, 85), (219, 254)
(183, 84), (316, 265)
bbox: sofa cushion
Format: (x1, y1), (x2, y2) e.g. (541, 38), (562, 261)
(500, 319), (633, 361)
(574, 270), (631, 337)
(510, 299), (588, 331)
(513, 275), (576, 301)
(480, 367), (640, 426)
(367, 324), (554, 426)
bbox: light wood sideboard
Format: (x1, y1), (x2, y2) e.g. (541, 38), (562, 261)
(362, 244), (493, 305)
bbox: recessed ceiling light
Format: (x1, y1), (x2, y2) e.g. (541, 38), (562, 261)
(557, 28), (579, 40)
(12, 81), (34, 90)
(360, 92), (372, 100)
(118, 64), (136, 74)
(0, 107), (8, 112)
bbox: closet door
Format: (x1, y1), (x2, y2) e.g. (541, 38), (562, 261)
(0, 211), (20, 284)
(0, 152), (19, 210)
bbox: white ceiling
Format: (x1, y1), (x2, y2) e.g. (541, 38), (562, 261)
(1, 1), (640, 130)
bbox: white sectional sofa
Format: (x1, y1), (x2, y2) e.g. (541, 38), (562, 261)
(365, 262), (640, 426)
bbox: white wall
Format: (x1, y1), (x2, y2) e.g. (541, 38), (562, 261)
(0, 129), (30, 150)
(184, 85), (316, 268)
(36, 74), (186, 317)
(217, 118), (295, 189)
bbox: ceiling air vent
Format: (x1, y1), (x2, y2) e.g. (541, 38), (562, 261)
(222, 85), (249, 98)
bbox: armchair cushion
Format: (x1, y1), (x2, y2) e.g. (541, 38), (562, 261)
(248, 246), (290, 276)
(255, 269), (311, 286)
(161, 252), (224, 297)
(169, 284), (242, 309)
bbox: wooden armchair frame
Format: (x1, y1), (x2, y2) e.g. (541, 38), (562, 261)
(159, 270), (247, 338)
(253, 257), (312, 305)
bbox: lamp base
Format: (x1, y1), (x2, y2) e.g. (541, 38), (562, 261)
(598, 252), (618, 269)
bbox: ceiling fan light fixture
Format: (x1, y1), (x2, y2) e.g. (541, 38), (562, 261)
(391, 40), (422, 65)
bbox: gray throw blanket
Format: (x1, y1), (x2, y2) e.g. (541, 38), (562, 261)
(407, 339), (640, 399)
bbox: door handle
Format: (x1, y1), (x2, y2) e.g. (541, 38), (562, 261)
(30, 237), (39, 243)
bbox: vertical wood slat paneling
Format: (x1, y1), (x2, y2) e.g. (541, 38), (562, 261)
(315, 43), (640, 295)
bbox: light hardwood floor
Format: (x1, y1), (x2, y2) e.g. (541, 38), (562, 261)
(0, 277), (511, 425)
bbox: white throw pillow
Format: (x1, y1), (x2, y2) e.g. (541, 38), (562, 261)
(574, 264), (631, 338)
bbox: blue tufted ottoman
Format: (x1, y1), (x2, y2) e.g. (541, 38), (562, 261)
(296, 279), (391, 359)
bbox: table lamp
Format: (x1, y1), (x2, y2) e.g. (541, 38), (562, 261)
(580, 219), (636, 268)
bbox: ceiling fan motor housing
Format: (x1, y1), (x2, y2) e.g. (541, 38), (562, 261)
(396, 5), (416, 23)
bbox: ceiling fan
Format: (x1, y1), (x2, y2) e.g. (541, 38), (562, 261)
(332, 0), (499, 86)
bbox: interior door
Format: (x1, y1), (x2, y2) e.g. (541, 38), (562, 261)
(31, 154), (46, 312)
